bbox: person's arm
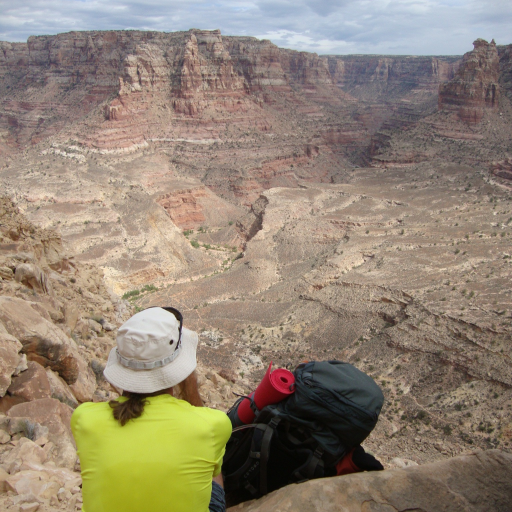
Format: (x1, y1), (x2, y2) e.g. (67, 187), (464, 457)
(178, 370), (203, 407)
(212, 474), (224, 489)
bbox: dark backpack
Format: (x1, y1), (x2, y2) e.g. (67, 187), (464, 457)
(222, 360), (384, 505)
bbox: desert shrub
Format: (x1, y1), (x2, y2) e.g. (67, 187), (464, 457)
(122, 289), (140, 300)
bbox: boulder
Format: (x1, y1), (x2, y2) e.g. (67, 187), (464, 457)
(20, 503), (40, 512)
(101, 320), (115, 332)
(69, 369), (96, 404)
(0, 297), (96, 401)
(0, 323), (23, 397)
(87, 319), (102, 333)
(6, 470), (60, 502)
(4, 362), (78, 410)
(6, 361), (52, 403)
(2, 437), (46, 474)
(0, 395), (25, 415)
(5, 461), (80, 501)
(5, 416), (48, 441)
(8, 399), (76, 470)
(228, 450), (512, 512)
(14, 354), (28, 375)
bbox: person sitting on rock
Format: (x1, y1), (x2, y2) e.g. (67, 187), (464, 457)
(71, 306), (231, 512)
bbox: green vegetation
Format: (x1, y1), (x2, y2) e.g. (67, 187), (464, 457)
(122, 289), (140, 300)
(122, 284), (158, 301)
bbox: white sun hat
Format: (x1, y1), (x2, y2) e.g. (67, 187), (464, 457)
(103, 307), (198, 393)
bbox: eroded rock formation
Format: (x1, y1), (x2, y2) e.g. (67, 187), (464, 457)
(439, 39), (500, 123)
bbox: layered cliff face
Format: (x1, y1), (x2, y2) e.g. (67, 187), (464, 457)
(328, 54), (460, 102)
(0, 29), (465, 154)
(439, 39), (500, 123)
(0, 30), (267, 150)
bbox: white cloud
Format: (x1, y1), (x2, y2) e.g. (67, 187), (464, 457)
(0, 0), (510, 55)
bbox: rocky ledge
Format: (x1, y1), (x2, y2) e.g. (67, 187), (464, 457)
(228, 450), (512, 512)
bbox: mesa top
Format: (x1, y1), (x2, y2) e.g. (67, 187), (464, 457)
(71, 394), (232, 512)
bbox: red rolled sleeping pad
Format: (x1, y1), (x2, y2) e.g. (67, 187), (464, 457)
(229, 362), (295, 425)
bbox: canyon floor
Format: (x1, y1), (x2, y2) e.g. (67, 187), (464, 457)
(139, 159), (512, 467)
(4, 141), (511, 469)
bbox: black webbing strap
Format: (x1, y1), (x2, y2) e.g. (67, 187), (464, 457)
(249, 396), (260, 416)
(293, 447), (324, 482)
(259, 417), (280, 496)
(244, 481), (258, 496)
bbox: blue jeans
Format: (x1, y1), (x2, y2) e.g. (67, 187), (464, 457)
(209, 481), (226, 512)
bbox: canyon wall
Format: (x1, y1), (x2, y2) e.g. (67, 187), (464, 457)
(0, 29), (465, 153)
(327, 54), (460, 102)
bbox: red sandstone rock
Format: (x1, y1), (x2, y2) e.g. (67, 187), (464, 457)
(0, 28), (470, 156)
(6, 361), (52, 403)
(498, 44), (512, 101)
(439, 39), (500, 123)
(158, 189), (207, 229)
(3, 361), (78, 411)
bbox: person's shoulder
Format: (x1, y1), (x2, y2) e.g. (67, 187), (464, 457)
(71, 401), (111, 429)
(192, 406), (230, 422)
(73, 400), (110, 415)
(191, 406), (231, 434)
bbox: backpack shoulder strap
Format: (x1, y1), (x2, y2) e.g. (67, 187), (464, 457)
(257, 417), (280, 496)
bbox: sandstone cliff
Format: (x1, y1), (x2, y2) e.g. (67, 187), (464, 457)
(328, 54), (460, 102)
(0, 29), (462, 154)
(439, 39), (500, 123)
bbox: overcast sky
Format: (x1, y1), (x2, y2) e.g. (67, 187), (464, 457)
(1, 0), (511, 56)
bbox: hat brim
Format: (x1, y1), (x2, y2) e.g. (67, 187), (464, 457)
(103, 327), (198, 393)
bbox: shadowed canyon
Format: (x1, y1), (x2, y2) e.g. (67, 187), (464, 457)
(0, 29), (511, 510)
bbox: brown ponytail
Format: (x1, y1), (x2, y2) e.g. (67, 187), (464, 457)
(109, 390), (167, 426)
